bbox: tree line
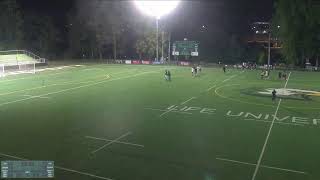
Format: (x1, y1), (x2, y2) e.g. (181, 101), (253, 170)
(0, 0), (319, 65)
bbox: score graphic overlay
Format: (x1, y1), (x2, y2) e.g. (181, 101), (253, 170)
(1, 161), (54, 178)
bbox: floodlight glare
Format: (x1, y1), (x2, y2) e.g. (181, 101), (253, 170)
(134, 0), (180, 19)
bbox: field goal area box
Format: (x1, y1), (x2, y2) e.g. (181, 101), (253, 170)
(172, 40), (199, 56)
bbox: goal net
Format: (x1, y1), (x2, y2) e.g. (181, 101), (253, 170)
(0, 64), (4, 77)
(0, 62), (36, 77)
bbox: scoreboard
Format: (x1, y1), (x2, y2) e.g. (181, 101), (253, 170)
(1, 161), (54, 178)
(172, 41), (199, 56)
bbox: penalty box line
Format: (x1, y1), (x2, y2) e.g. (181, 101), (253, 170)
(0, 69), (162, 107)
(216, 157), (307, 175)
(0, 68), (140, 97)
(0, 152), (114, 180)
(251, 72), (292, 180)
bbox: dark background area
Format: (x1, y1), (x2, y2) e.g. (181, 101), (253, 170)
(1, 0), (318, 66)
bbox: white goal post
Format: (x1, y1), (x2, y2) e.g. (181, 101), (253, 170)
(0, 64), (4, 77)
(0, 62), (36, 77)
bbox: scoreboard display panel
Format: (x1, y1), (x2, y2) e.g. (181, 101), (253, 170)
(1, 161), (54, 178)
(172, 40), (199, 56)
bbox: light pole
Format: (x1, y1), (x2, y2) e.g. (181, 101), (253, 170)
(161, 30), (164, 61)
(156, 18), (159, 61)
(168, 31), (171, 62)
(268, 32), (271, 69)
(133, 1), (180, 62)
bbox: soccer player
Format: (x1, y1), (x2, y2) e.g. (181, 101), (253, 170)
(223, 65), (226, 73)
(191, 67), (194, 76)
(164, 70), (169, 81)
(264, 70), (269, 78)
(168, 70), (171, 81)
(272, 89), (277, 101)
(194, 66), (198, 76)
(278, 71), (282, 79)
(197, 65), (201, 74)
(260, 70), (264, 79)
(282, 72), (287, 80)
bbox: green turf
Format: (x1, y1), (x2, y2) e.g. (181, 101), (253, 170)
(0, 64), (319, 180)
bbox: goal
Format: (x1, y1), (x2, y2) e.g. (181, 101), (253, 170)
(0, 62), (36, 77)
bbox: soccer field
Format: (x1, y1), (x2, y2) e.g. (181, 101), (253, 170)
(0, 64), (319, 180)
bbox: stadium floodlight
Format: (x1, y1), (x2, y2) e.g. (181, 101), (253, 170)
(134, 0), (180, 61)
(134, 1), (180, 19)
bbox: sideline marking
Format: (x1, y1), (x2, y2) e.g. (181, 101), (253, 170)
(216, 157), (307, 175)
(91, 132), (131, 154)
(0, 69), (161, 107)
(0, 66), (82, 84)
(180, 97), (197, 105)
(251, 72), (291, 180)
(0, 152), (114, 180)
(22, 94), (51, 99)
(0, 68), (139, 96)
(85, 136), (144, 148)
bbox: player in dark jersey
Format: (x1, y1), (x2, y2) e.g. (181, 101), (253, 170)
(272, 89), (277, 101)
(164, 70), (169, 81)
(168, 70), (171, 81)
(282, 73), (287, 80)
(223, 66), (226, 73)
(278, 72), (282, 79)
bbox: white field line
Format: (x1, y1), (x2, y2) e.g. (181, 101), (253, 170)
(244, 119), (304, 127)
(222, 71), (243, 83)
(0, 68), (140, 96)
(85, 136), (144, 148)
(144, 108), (192, 115)
(216, 157), (307, 175)
(0, 152), (114, 180)
(159, 108), (175, 117)
(160, 96), (198, 117)
(251, 72), (292, 180)
(160, 71), (244, 117)
(91, 132), (132, 154)
(22, 94), (51, 99)
(206, 85), (217, 92)
(0, 68), (78, 84)
(0, 70), (160, 107)
(205, 71), (243, 92)
(180, 97), (197, 105)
